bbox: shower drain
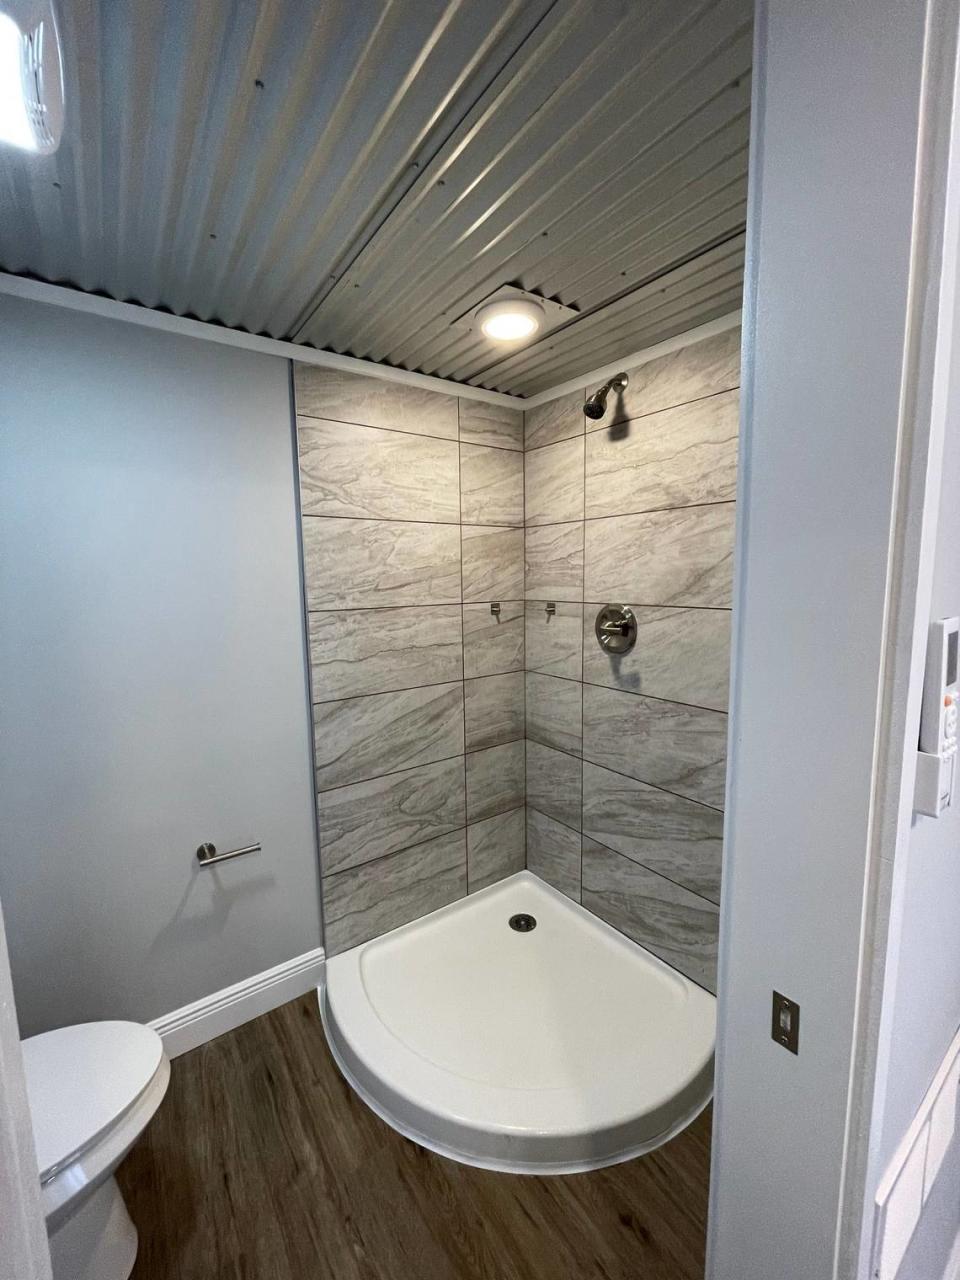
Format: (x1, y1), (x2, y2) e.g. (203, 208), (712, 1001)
(509, 913), (537, 932)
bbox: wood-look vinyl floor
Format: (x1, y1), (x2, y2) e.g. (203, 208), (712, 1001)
(118, 994), (711, 1280)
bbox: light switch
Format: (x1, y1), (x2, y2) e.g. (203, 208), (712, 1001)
(771, 991), (799, 1054)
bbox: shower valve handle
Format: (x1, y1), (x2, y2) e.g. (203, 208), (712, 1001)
(594, 605), (638, 655)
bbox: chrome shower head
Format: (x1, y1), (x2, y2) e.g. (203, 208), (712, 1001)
(583, 373), (628, 420)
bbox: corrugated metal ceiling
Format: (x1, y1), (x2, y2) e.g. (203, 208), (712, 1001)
(0, 0), (751, 397)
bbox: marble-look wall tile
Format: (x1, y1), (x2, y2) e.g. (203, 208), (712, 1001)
(582, 605), (730, 712)
(308, 605), (462, 700)
(524, 522), (584, 600)
(581, 836), (719, 991)
(584, 390), (738, 518)
(524, 389), (585, 451)
(525, 739), (581, 830)
(584, 504), (735, 607)
(459, 399), (523, 451)
(303, 516), (461, 610)
(465, 740), (525, 822)
(525, 601), (582, 680)
(467, 808), (525, 892)
(527, 808), (581, 901)
(319, 756), (465, 875)
(464, 672), (524, 751)
(295, 365), (458, 440)
(296, 368), (535, 948)
(462, 601), (524, 677)
(460, 445), (524, 526)
(525, 672), (582, 756)
(461, 526), (524, 602)
(582, 684), (727, 809)
(314, 682), (464, 791)
(594, 328), (741, 432)
(524, 436), (585, 526)
(298, 419), (460, 522)
(581, 762), (722, 903)
(323, 830), (467, 955)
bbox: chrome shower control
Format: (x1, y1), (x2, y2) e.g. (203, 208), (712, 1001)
(594, 605), (637, 655)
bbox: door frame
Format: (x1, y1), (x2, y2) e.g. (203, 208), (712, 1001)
(708, 0), (960, 1276)
(0, 898), (52, 1280)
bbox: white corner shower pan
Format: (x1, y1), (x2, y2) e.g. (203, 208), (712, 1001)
(320, 871), (715, 1174)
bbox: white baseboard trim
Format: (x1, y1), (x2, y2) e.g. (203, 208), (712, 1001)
(150, 946), (326, 1058)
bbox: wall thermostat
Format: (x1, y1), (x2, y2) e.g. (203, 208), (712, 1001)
(915, 617), (958, 817)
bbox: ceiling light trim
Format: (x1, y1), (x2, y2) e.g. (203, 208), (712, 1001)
(451, 284), (578, 340)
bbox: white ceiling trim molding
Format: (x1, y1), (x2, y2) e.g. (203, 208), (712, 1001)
(520, 310), (743, 408)
(0, 273), (740, 410)
(0, 273), (525, 410)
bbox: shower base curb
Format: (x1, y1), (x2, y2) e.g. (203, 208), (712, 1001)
(319, 872), (716, 1176)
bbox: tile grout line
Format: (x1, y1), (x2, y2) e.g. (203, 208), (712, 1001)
(297, 407), (523, 453)
(580, 400), (587, 903)
(526, 733), (725, 814)
(512, 669), (730, 717)
(308, 600), (525, 615)
(528, 806), (720, 911)
(524, 497), (737, 528)
(302, 511), (521, 528)
(307, 597), (731, 614)
(458, 396), (470, 896)
(322, 808), (529, 885)
(521, 382), (741, 454)
(301, 497), (734, 531)
(521, 401), (528, 873)
(312, 671), (526, 706)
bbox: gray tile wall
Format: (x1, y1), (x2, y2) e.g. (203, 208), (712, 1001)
(295, 366), (526, 954)
(522, 327), (740, 993)
(296, 329), (738, 969)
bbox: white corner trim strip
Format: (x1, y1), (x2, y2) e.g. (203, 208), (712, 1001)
(0, 272), (524, 410)
(519, 310), (743, 409)
(150, 946), (326, 1058)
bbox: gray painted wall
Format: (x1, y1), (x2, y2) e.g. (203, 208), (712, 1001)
(522, 329), (739, 993)
(293, 366), (526, 953)
(0, 295), (322, 1035)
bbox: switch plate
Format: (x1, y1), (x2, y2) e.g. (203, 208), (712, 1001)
(772, 991), (800, 1054)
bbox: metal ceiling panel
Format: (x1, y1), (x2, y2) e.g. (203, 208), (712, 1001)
(0, 0), (750, 398)
(478, 234), (746, 396)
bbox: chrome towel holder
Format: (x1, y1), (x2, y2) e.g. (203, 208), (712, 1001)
(196, 841), (261, 866)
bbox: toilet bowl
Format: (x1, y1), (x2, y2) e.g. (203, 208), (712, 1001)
(22, 1021), (170, 1280)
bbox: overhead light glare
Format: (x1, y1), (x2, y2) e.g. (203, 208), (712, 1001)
(0, 4), (64, 154)
(477, 298), (544, 343)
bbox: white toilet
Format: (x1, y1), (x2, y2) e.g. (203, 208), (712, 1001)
(22, 1021), (171, 1280)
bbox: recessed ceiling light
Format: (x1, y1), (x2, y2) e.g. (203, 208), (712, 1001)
(0, 3), (64, 154)
(477, 298), (544, 343)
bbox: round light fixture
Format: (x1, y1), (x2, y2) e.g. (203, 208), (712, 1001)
(0, 1), (65, 155)
(476, 298), (544, 343)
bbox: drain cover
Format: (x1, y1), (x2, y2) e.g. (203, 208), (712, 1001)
(509, 913), (537, 932)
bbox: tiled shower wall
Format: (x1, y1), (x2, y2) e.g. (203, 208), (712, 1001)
(294, 366), (526, 955)
(522, 328), (741, 992)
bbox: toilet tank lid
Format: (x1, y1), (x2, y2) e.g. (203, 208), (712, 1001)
(21, 1020), (164, 1183)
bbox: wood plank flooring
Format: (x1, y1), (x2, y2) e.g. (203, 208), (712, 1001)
(117, 994), (711, 1279)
